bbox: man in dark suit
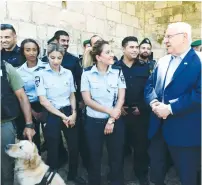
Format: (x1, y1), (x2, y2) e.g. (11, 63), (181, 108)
(144, 22), (201, 185)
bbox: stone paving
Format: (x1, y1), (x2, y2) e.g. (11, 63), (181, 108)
(41, 146), (181, 185)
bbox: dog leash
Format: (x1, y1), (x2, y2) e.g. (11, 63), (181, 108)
(35, 167), (56, 185)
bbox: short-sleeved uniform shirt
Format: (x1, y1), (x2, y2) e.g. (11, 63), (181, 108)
(35, 64), (76, 109)
(81, 65), (126, 119)
(1, 62), (24, 123)
(17, 59), (47, 103)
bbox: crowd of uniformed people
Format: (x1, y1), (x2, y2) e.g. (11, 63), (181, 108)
(1, 22), (201, 185)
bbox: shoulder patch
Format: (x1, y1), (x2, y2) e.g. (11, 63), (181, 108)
(35, 76), (40, 87)
(84, 66), (93, 71)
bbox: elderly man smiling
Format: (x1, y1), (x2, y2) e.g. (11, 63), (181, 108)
(144, 22), (201, 185)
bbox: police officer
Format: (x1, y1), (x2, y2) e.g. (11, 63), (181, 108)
(17, 38), (47, 154)
(41, 30), (81, 90)
(42, 30), (82, 165)
(1, 60), (35, 185)
(81, 40), (126, 185)
(139, 38), (156, 74)
(0, 24), (22, 67)
(191, 39), (202, 52)
(35, 43), (85, 184)
(117, 36), (150, 185)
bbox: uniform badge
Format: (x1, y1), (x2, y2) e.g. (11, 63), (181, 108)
(35, 76), (40, 87)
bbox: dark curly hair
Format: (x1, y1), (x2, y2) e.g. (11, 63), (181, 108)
(20, 38), (40, 63)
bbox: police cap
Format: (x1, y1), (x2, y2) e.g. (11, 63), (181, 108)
(139, 38), (152, 47)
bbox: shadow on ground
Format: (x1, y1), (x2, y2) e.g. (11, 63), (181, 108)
(39, 146), (181, 185)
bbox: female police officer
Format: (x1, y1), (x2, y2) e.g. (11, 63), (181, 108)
(35, 43), (83, 183)
(81, 40), (126, 185)
(17, 38), (46, 153)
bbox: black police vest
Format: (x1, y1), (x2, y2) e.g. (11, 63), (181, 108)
(1, 61), (20, 120)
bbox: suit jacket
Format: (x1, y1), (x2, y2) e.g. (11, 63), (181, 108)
(144, 48), (201, 146)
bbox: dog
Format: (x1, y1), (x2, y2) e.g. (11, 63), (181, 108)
(5, 140), (66, 185)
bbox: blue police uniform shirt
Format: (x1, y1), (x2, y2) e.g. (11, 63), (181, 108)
(17, 59), (47, 103)
(41, 52), (82, 101)
(1, 45), (23, 67)
(35, 64), (76, 109)
(81, 65), (126, 119)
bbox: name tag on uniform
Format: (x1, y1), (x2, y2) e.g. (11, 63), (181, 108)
(0, 69), (2, 76)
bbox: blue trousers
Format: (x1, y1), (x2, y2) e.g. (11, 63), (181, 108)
(85, 116), (124, 185)
(149, 128), (201, 185)
(45, 106), (79, 179)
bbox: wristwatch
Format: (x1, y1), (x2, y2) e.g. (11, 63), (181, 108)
(25, 122), (35, 129)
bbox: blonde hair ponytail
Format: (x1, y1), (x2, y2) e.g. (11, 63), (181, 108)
(82, 47), (94, 68)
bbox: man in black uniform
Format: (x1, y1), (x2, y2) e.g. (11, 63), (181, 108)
(139, 38), (156, 74)
(117, 36), (150, 185)
(0, 24), (22, 67)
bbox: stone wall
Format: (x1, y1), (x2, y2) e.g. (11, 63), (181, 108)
(0, 1), (201, 60)
(0, 1), (140, 59)
(135, 1), (201, 59)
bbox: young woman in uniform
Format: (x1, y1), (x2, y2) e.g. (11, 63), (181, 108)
(81, 40), (126, 185)
(35, 43), (83, 184)
(17, 38), (46, 153)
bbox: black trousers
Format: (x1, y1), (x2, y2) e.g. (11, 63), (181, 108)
(77, 107), (89, 170)
(16, 102), (42, 154)
(45, 106), (79, 179)
(85, 116), (124, 185)
(149, 128), (201, 185)
(123, 112), (150, 179)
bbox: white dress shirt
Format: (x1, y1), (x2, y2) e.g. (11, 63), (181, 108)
(150, 47), (191, 114)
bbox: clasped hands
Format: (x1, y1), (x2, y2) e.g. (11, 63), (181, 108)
(104, 108), (121, 135)
(61, 113), (76, 128)
(151, 101), (171, 119)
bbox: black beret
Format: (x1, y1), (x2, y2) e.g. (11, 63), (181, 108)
(191, 40), (202, 47)
(139, 38), (152, 47)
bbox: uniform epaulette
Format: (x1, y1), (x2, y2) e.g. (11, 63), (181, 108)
(35, 66), (46, 71)
(84, 66), (93, 71)
(111, 64), (122, 70)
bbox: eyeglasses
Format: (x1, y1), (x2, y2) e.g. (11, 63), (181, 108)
(164, 33), (184, 40)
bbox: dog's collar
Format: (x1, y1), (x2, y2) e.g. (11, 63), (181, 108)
(35, 167), (56, 185)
